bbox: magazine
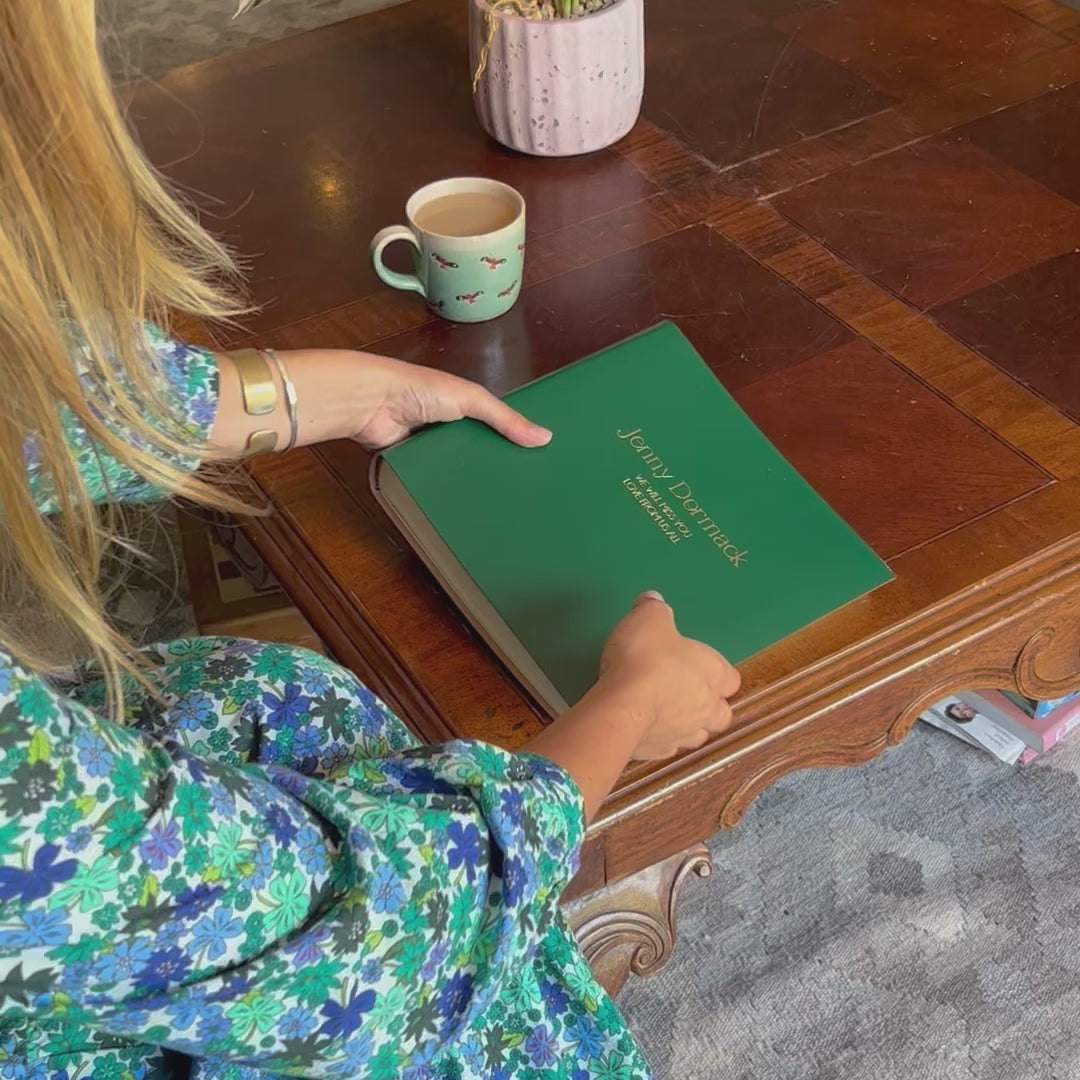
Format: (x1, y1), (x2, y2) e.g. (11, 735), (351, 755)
(920, 695), (1028, 764)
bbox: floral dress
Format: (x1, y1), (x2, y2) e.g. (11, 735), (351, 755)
(0, 330), (652, 1080)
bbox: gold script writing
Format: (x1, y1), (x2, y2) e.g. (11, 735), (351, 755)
(616, 427), (748, 568)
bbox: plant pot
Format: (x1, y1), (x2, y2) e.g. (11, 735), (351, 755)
(468, 0), (645, 157)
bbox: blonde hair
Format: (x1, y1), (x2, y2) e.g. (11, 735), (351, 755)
(0, 1), (246, 713)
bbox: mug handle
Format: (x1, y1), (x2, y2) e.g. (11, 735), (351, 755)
(370, 225), (427, 297)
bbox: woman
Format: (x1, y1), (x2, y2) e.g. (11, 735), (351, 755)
(0, 5), (740, 1080)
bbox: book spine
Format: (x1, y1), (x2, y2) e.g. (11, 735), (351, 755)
(1039, 700), (1080, 749)
(961, 692), (1046, 752)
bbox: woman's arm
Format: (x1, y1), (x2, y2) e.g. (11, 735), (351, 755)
(211, 348), (551, 455)
(522, 592), (741, 822)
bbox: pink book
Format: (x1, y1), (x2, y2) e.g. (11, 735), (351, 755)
(960, 691), (1080, 753)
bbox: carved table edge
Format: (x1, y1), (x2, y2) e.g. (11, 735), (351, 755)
(565, 844), (713, 998)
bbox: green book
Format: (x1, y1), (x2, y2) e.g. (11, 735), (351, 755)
(372, 322), (892, 714)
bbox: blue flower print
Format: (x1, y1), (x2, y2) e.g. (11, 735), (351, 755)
(261, 684), (311, 729)
(263, 804), (297, 845)
(566, 1015), (605, 1060)
(1, 1059), (49, 1080)
(319, 983), (375, 1039)
(196, 1011), (230, 1044)
(342, 1030), (374, 1070)
(360, 958), (381, 983)
(460, 1036), (484, 1070)
(74, 730), (114, 778)
(299, 668), (331, 696)
(371, 862), (405, 914)
(296, 824), (328, 875)
(169, 692), (213, 732)
(396, 765), (456, 796)
(191, 908), (243, 961)
(0, 908), (70, 949)
(541, 978), (569, 1016)
(208, 779), (233, 817)
(248, 839), (274, 890)
(166, 993), (208, 1031)
(324, 1031), (374, 1077)
(266, 766), (308, 800)
(420, 941), (449, 982)
(292, 724), (322, 759)
(503, 855), (526, 907)
(64, 825), (92, 853)
(279, 1005), (318, 1040)
(134, 947), (192, 992)
(526, 1024), (558, 1068)
(139, 819), (181, 870)
(91, 939), (153, 984)
(156, 920), (183, 949)
(0, 843), (78, 903)
(285, 924), (331, 967)
(446, 821), (483, 882)
(173, 883), (224, 920)
(188, 388), (215, 427)
(500, 787), (524, 824)
(436, 971), (474, 1022)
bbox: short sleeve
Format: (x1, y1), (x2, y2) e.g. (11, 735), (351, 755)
(28, 324), (220, 513)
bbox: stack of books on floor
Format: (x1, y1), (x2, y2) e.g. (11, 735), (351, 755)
(920, 691), (1080, 764)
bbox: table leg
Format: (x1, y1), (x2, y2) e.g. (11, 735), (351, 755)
(565, 844), (712, 998)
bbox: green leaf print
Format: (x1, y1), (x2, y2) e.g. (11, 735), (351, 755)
(210, 823), (255, 877)
(226, 995), (283, 1037)
(0, 817), (23, 856)
(292, 963), (344, 1009)
(262, 871), (310, 939)
(174, 783), (212, 840)
(16, 682), (53, 722)
(49, 857), (119, 913)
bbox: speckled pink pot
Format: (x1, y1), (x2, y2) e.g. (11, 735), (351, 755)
(468, 0), (644, 157)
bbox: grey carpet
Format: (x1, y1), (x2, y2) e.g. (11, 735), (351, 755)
(112, 3), (1080, 1077)
(100, 0), (405, 80)
(626, 728), (1080, 1078)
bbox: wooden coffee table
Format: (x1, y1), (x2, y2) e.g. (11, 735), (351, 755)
(132, 0), (1080, 994)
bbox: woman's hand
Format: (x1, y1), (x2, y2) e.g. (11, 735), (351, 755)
(341, 352), (550, 450)
(212, 348), (550, 457)
(523, 592), (739, 822)
(597, 591), (740, 761)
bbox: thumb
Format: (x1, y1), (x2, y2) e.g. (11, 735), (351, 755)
(464, 386), (552, 448)
(629, 591), (674, 625)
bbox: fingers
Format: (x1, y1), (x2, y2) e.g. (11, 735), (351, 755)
(710, 649), (741, 699)
(462, 384), (551, 448)
(633, 589), (666, 607)
(709, 700), (734, 735)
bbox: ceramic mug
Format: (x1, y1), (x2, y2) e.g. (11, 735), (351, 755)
(370, 177), (525, 323)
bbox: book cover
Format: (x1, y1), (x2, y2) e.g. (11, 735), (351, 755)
(961, 691), (1080, 753)
(375, 322), (894, 709)
(1001, 689), (1080, 719)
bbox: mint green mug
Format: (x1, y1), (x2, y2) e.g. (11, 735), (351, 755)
(370, 177), (525, 323)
